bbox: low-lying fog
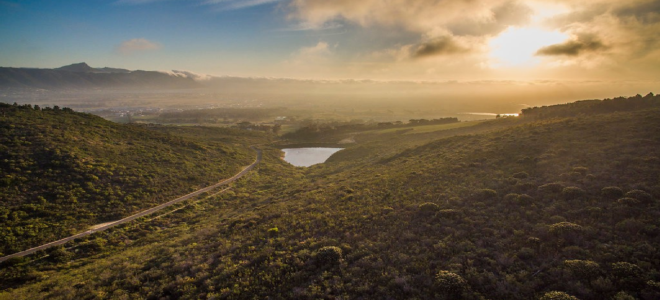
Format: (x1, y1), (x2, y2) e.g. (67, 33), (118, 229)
(2, 77), (657, 123)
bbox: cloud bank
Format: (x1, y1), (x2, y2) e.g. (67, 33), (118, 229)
(282, 0), (660, 79)
(115, 38), (161, 55)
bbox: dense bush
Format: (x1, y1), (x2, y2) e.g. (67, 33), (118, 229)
(562, 187), (587, 200)
(512, 172), (529, 179)
(563, 260), (601, 280)
(435, 270), (467, 295)
(418, 202), (440, 214)
(539, 183), (564, 194)
(539, 291), (580, 300)
(624, 190), (654, 204)
(602, 186), (624, 199)
(617, 197), (641, 206)
(316, 246), (343, 266)
(475, 189), (498, 200)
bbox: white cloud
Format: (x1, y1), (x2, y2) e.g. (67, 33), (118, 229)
(116, 0), (282, 10)
(284, 41), (336, 70)
(114, 0), (166, 4)
(287, 0), (531, 35)
(169, 70), (214, 81)
(276, 21), (343, 32)
(203, 0), (282, 10)
(115, 38), (161, 55)
(297, 41), (332, 57)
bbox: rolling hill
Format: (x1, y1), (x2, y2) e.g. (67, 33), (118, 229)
(0, 102), (266, 257)
(1, 96), (659, 300)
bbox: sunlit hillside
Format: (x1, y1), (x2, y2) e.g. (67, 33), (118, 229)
(1, 96), (659, 300)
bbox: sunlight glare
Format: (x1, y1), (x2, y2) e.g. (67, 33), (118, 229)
(489, 27), (568, 67)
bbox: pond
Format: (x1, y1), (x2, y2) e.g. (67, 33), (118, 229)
(282, 147), (344, 167)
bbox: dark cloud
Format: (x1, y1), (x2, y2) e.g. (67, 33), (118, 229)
(615, 0), (660, 24)
(449, 0), (533, 36)
(536, 35), (607, 56)
(412, 36), (465, 58)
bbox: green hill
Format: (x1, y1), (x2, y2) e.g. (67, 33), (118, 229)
(1, 98), (660, 300)
(0, 102), (264, 256)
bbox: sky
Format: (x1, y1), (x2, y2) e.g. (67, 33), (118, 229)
(1, 0), (659, 87)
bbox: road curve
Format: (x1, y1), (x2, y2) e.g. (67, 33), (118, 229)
(0, 147), (262, 263)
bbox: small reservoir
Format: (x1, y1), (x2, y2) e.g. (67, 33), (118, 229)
(282, 148), (344, 167)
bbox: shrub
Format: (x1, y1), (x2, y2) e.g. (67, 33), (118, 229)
(647, 280), (660, 289)
(613, 291), (635, 300)
(538, 183), (564, 194)
(527, 237), (541, 246)
(504, 193), (520, 203)
(538, 291), (579, 300)
(437, 209), (462, 219)
(476, 189), (498, 200)
(517, 194), (534, 205)
(624, 190), (654, 204)
(381, 206), (394, 215)
(419, 202), (440, 214)
(602, 186), (624, 199)
(561, 172), (583, 181)
(572, 167), (588, 175)
(512, 172), (529, 179)
(517, 247), (536, 260)
(435, 270), (467, 295)
(611, 262), (642, 279)
(515, 182), (537, 192)
(549, 222), (583, 237)
(316, 246), (343, 266)
(267, 227), (279, 238)
(617, 197), (641, 206)
(49, 246), (74, 263)
(563, 260), (600, 280)
(562, 187), (586, 200)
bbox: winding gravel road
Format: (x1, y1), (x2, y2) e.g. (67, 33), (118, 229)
(0, 148), (262, 263)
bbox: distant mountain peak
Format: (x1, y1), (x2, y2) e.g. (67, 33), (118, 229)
(57, 62), (94, 72)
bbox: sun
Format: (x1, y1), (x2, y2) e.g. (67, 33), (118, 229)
(489, 26), (568, 67)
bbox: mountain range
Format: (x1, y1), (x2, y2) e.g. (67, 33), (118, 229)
(0, 63), (201, 90)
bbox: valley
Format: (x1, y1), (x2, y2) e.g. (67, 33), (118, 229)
(1, 94), (659, 299)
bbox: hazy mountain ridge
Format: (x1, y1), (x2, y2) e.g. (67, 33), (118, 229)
(56, 63), (130, 74)
(0, 63), (201, 90)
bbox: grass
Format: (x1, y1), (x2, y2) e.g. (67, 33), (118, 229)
(357, 120), (484, 135)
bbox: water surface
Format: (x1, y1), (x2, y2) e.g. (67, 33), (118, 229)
(282, 147), (343, 167)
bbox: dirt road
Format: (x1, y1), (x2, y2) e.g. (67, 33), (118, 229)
(0, 148), (262, 263)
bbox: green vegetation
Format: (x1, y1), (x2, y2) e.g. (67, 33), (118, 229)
(360, 119), (480, 135)
(0, 102), (265, 256)
(1, 94), (660, 300)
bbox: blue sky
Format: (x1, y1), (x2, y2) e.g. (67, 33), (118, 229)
(1, 0), (660, 82)
(1, 0), (317, 75)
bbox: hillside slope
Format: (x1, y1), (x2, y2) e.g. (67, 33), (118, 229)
(0, 102), (264, 256)
(1, 102), (659, 300)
